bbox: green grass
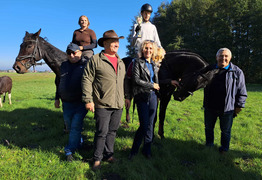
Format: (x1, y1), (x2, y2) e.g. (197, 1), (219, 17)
(0, 72), (261, 179)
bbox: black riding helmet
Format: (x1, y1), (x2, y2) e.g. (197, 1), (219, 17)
(141, 3), (153, 13)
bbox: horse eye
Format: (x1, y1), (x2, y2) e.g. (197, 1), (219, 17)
(27, 45), (33, 49)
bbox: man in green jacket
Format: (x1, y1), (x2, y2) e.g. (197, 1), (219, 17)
(82, 30), (125, 171)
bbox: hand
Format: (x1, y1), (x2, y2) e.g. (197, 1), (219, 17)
(85, 102), (95, 113)
(54, 99), (60, 108)
(135, 25), (141, 33)
(79, 46), (84, 50)
(153, 83), (160, 90)
(171, 80), (180, 88)
(234, 107), (242, 115)
(125, 99), (131, 109)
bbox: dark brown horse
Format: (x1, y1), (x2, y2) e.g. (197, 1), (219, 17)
(0, 76), (12, 108)
(13, 29), (67, 99)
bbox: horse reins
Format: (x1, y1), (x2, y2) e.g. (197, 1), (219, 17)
(15, 38), (42, 69)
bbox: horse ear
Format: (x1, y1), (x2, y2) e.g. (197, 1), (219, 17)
(25, 31), (29, 36)
(34, 28), (41, 37)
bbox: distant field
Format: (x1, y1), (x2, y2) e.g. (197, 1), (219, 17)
(0, 72), (261, 179)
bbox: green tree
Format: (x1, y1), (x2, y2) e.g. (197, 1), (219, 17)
(126, 0), (262, 83)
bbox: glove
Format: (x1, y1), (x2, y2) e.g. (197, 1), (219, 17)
(135, 25), (141, 33)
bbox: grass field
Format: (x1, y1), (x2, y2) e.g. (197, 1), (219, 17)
(0, 72), (261, 180)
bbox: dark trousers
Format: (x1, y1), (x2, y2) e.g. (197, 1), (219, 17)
(131, 91), (158, 156)
(204, 109), (234, 151)
(93, 108), (123, 161)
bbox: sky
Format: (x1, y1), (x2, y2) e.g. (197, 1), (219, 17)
(0, 0), (170, 71)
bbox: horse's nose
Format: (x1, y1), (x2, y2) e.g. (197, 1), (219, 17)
(13, 63), (21, 73)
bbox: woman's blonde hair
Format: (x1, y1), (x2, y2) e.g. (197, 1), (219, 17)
(139, 40), (158, 59)
(78, 15), (90, 27)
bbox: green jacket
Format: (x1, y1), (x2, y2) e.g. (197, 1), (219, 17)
(82, 51), (125, 109)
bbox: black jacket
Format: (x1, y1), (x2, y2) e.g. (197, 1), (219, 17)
(58, 58), (87, 102)
(132, 57), (159, 102)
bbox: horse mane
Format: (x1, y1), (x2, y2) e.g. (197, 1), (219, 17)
(23, 32), (66, 59)
(165, 50), (207, 62)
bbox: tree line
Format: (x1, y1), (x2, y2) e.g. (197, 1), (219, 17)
(126, 0), (262, 83)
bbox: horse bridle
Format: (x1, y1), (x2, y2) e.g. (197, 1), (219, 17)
(15, 38), (42, 69)
(175, 66), (211, 97)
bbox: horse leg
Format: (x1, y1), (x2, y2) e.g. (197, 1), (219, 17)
(8, 93), (11, 105)
(153, 98), (159, 136)
(0, 95), (2, 108)
(158, 94), (172, 139)
(3, 92), (6, 103)
(126, 107), (130, 123)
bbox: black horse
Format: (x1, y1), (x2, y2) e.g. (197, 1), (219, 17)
(13, 29), (67, 99)
(157, 50), (217, 138)
(123, 51), (217, 138)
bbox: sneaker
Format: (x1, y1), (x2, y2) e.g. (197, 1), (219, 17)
(67, 154), (74, 162)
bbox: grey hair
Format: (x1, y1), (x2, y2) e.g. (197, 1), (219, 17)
(216, 48), (232, 57)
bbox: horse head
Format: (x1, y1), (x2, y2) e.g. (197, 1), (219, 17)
(173, 65), (219, 101)
(13, 29), (43, 74)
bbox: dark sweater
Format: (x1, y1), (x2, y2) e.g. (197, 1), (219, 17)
(205, 68), (227, 111)
(72, 28), (97, 50)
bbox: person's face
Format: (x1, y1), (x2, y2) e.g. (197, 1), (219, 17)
(216, 50), (231, 68)
(141, 11), (151, 22)
(143, 43), (154, 60)
(104, 39), (119, 54)
(67, 50), (82, 63)
(80, 17), (88, 28)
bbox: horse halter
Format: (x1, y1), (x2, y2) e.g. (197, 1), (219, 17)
(15, 38), (42, 69)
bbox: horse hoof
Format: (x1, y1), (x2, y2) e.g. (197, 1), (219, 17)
(126, 116), (130, 123)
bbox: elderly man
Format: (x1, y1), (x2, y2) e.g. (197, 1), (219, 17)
(82, 30), (125, 170)
(55, 43), (88, 161)
(203, 48), (247, 153)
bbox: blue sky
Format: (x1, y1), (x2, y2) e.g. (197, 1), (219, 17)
(0, 0), (170, 71)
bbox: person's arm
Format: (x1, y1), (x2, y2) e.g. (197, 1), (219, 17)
(153, 25), (162, 48)
(235, 69), (248, 110)
(83, 30), (97, 50)
(82, 57), (96, 110)
(131, 24), (139, 47)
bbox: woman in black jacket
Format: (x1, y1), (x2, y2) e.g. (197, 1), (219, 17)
(129, 40), (160, 159)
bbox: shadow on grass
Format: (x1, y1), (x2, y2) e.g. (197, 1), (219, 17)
(0, 107), (96, 161)
(0, 108), (65, 149)
(1, 108), (261, 179)
(102, 137), (262, 180)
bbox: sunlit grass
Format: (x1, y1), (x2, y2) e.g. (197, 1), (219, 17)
(0, 72), (261, 179)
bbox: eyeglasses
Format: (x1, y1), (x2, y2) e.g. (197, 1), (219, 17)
(67, 51), (77, 55)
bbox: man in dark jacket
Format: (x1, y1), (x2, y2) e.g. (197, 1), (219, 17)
(203, 48), (247, 153)
(56, 42), (88, 161)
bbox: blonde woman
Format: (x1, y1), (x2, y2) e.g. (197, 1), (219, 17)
(129, 40), (160, 160)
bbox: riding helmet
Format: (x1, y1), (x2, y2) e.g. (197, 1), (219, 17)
(141, 3), (153, 13)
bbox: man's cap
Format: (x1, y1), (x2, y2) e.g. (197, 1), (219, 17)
(66, 42), (80, 53)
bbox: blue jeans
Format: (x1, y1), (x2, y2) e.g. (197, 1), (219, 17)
(93, 108), (123, 161)
(63, 102), (87, 156)
(131, 91), (158, 156)
(204, 109), (234, 151)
